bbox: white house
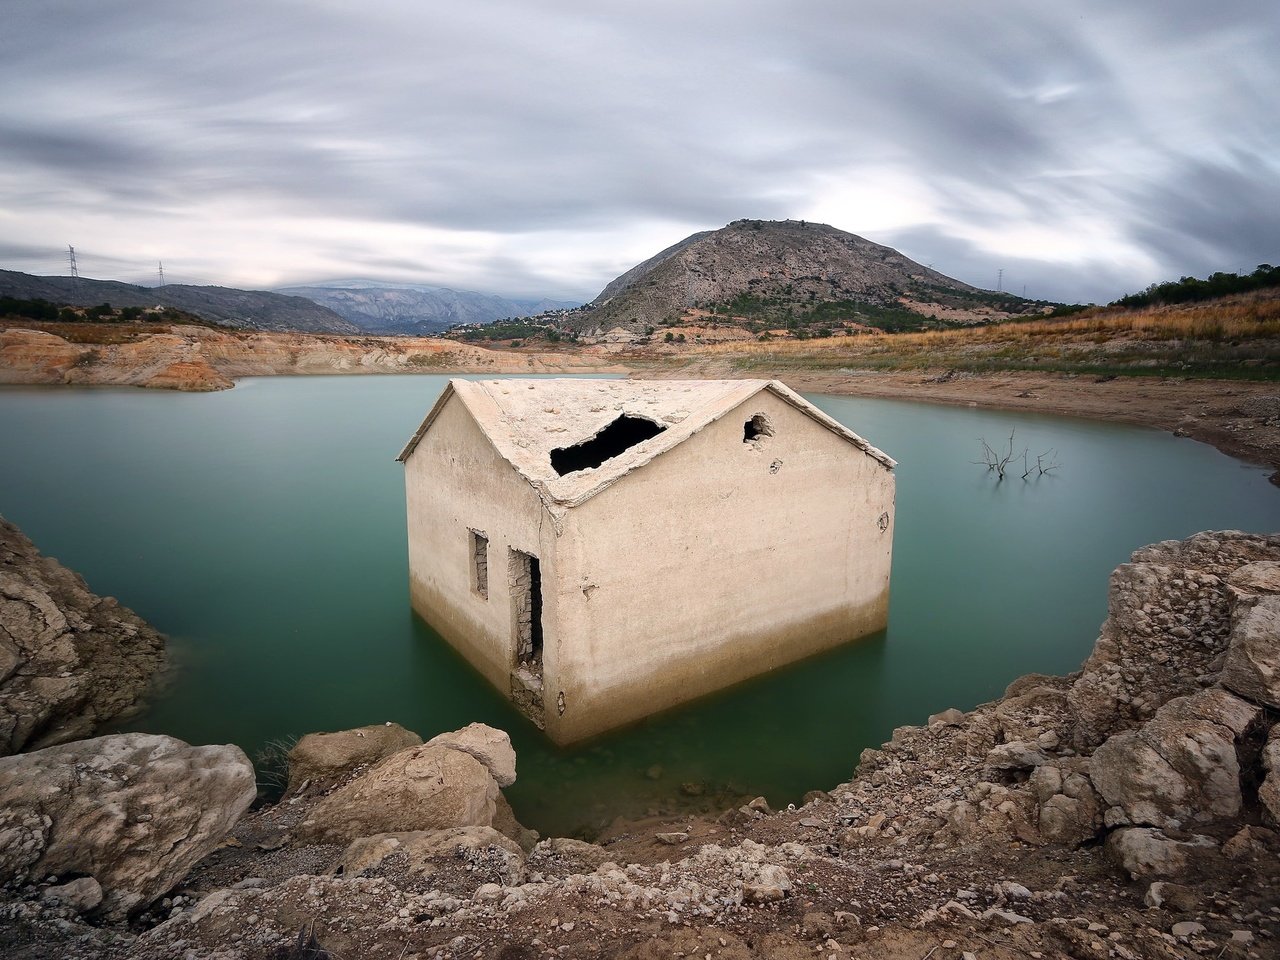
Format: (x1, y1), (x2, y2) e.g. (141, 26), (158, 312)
(398, 378), (895, 744)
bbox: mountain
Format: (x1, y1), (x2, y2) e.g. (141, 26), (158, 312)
(569, 219), (1041, 335)
(277, 280), (580, 334)
(0, 270), (357, 334)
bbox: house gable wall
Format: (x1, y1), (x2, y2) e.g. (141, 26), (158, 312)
(545, 387), (893, 742)
(403, 393), (558, 694)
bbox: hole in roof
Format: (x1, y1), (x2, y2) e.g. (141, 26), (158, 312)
(550, 414), (666, 476)
(744, 413), (774, 443)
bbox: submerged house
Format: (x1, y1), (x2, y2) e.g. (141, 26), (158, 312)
(398, 378), (895, 744)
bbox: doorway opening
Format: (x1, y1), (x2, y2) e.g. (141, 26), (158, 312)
(509, 549), (543, 672)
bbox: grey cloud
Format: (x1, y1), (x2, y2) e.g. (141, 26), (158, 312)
(0, 0), (1276, 296)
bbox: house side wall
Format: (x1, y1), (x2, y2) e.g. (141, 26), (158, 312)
(546, 389), (894, 743)
(403, 396), (558, 696)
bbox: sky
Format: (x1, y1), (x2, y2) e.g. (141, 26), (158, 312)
(1, 1), (1277, 304)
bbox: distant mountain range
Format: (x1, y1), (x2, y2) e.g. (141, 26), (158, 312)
(276, 280), (581, 335)
(567, 219), (1042, 335)
(0, 270), (356, 334)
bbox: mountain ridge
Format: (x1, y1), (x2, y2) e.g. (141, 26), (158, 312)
(0, 270), (356, 334)
(277, 282), (580, 335)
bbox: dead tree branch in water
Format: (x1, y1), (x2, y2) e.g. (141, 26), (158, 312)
(975, 431), (1061, 481)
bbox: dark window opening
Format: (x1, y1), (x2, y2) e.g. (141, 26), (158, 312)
(550, 414), (665, 476)
(469, 530), (489, 599)
(744, 413), (774, 443)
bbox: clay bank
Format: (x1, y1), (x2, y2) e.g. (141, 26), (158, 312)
(398, 378), (896, 743)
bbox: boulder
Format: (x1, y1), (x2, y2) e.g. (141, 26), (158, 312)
(742, 863), (792, 902)
(1260, 726), (1280, 826)
(1030, 759), (1102, 847)
(425, 722), (517, 787)
(297, 744), (497, 844)
(287, 722), (422, 793)
(1220, 595), (1280, 709)
(339, 826), (525, 885)
(0, 518), (166, 755)
(1105, 827), (1217, 879)
(1089, 688), (1260, 828)
(927, 708), (965, 727)
(986, 740), (1051, 773)
(0, 733), (255, 918)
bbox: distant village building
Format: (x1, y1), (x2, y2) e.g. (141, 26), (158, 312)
(398, 378), (895, 744)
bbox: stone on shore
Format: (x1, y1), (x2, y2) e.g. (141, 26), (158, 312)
(1220, 594), (1280, 709)
(0, 517), (166, 755)
(0, 733), (255, 918)
(297, 744), (498, 844)
(286, 721), (423, 793)
(1260, 726), (1280, 826)
(1089, 687), (1260, 828)
(425, 722), (517, 787)
(1105, 827), (1217, 879)
(339, 826), (525, 885)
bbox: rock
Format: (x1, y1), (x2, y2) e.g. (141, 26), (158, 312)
(1089, 688), (1260, 827)
(533, 837), (612, 870)
(1260, 726), (1280, 826)
(297, 744), (498, 844)
(655, 832), (689, 845)
(338, 826), (525, 885)
(0, 733), (255, 918)
(1227, 560), (1280, 595)
(747, 796), (772, 814)
(928, 708), (966, 727)
(287, 722), (423, 793)
(982, 907), (1033, 925)
(1220, 595), (1280, 708)
(1105, 827), (1217, 879)
(986, 740), (1050, 772)
(1222, 824), (1274, 858)
(1171, 921), (1206, 938)
(492, 793), (538, 852)
(424, 722), (517, 787)
(1032, 760), (1102, 846)
(0, 517), (166, 755)
(40, 876), (104, 914)
(1144, 881), (1198, 912)
(742, 863), (791, 902)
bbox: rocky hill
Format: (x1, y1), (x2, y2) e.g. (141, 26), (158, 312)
(569, 219), (1043, 337)
(0, 270), (358, 334)
(278, 280), (579, 335)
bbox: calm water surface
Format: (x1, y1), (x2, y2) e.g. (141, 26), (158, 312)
(0, 375), (1276, 834)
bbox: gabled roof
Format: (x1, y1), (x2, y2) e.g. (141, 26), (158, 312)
(398, 378), (894, 510)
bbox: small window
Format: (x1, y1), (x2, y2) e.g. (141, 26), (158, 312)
(469, 530), (489, 599)
(743, 413), (774, 443)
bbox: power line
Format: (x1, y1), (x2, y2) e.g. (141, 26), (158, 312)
(997, 268), (1004, 292)
(158, 261), (165, 287)
(67, 245), (79, 279)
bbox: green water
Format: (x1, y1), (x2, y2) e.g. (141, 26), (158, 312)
(0, 375), (1276, 835)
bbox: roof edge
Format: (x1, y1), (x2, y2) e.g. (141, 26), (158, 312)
(396, 379), (458, 462)
(762, 381), (896, 469)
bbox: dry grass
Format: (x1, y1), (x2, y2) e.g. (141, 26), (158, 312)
(661, 288), (1280, 379)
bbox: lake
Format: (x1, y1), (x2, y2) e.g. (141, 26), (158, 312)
(0, 375), (1276, 835)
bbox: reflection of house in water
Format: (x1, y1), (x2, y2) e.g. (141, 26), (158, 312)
(398, 378), (896, 744)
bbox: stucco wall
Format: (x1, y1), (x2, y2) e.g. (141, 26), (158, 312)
(545, 389), (894, 743)
(403, 394), (559, 695)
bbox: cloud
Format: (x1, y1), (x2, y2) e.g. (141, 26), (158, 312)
(0, 0), (1276, 301)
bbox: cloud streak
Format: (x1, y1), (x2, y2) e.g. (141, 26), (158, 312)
(1, 0), (1276, 302)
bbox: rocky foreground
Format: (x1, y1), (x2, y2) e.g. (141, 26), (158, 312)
(0, 517), (165, 755)
(1, 531), (1279, 959)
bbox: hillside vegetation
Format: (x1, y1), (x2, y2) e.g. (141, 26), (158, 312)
(642, 287), (1280, 380)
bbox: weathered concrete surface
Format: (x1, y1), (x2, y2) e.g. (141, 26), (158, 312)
(401, 379), (894, 743)
(0, 733), (255, 919)
(0, 515), (165, 755)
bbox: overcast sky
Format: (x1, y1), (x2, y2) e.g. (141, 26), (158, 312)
(1, 1), (1276, 303)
